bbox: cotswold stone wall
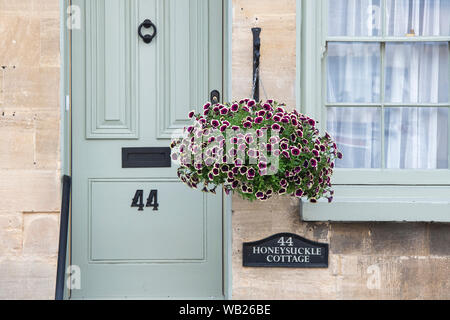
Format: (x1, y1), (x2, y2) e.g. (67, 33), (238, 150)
(0, 0), (448, 300)
(231, 0), (450, 300)
(0, 1), (60, 299)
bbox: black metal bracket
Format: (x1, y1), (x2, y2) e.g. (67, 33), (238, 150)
(55, 175), (71, 300)
(252, 27), (261, 102)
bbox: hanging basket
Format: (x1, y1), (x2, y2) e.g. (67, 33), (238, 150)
(171, 99), (342, 202)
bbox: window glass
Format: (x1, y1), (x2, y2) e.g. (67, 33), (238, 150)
(384, 107), (448, 169)
(386, 0), (450, 37)
(327, 107), (382, 168)
(329, 0), (382, 36)
(327, 42), (381, 103)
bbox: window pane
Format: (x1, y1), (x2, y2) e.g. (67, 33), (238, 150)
(328, 0), (382, 36)
(385, 107), (448, 169)
(327, 107), (382, 168)
(386, 0), (450, 36)
(327, 43), (381, 103)
(385, 42), (449, 103)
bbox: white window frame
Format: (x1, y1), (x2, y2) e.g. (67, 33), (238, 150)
(297, 0), (450, 222)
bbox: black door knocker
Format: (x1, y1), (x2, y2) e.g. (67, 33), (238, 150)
(138, 19), (157, 44)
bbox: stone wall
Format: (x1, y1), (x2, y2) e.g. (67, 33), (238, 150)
(0, 0), (60, 299)
(231, 0), (450, 300)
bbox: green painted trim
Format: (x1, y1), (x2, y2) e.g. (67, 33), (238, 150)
(302, 185), (450, 222)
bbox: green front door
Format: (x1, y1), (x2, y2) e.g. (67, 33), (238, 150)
(70, 0), (224, 299)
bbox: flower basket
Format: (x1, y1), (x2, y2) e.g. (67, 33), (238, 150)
(171, 99), (342, 202)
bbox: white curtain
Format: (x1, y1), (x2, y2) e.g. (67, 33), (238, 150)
(327, 0), (450, 169)
(329, 0), (382, 36)
(387, 0), (450, 36)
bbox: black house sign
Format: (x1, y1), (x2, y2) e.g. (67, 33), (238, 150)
(243, 233), (328, 268)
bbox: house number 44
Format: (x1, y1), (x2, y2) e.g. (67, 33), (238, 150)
(131, 190), (159, 211)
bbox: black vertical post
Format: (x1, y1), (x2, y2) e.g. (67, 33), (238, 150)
(252, 27), (261, 102)
(55, 175), (71, 300)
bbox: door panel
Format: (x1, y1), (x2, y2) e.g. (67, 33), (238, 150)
(90, 179), (206, 261)
(71, 0), (224, 299)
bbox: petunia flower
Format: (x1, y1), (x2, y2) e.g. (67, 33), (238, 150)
(211, 120), (220, 128)
(295, 189), (304, 197)
(281, 151), (290, 159)
(254, 116), (264, 124)
(310, 158), (318, 167)
(243, 121), (252, 129)
(247, 168), (256, 179)
(188, 111), (196, 118)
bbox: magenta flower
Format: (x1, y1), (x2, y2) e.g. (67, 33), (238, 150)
(220, 108), (229, 115)
(295, 189), (304, 197)
(308, 119), (316, 127)
(247, 168), (256, 179)
(231, 103), (239, 112)
(312, 149), (319, 157)
(273, 115), (281, 122)
(247, 100), (256, 107)
(310, 158), (318, 167)
(211, 120), (220, 128)
(188, 111), (195, 118)
(203, 102), (211, 110)
(245, 135), (254, 144)
(271, 123), (281, 131)
(291, 147), (301, 156)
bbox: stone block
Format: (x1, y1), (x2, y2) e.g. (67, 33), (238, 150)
(0, 169), (60, 213)
(0, 114), (35, 169)
(368, 223), (429, 256)
(0, 13), (40, 67)
(232, 0), (296, 108)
